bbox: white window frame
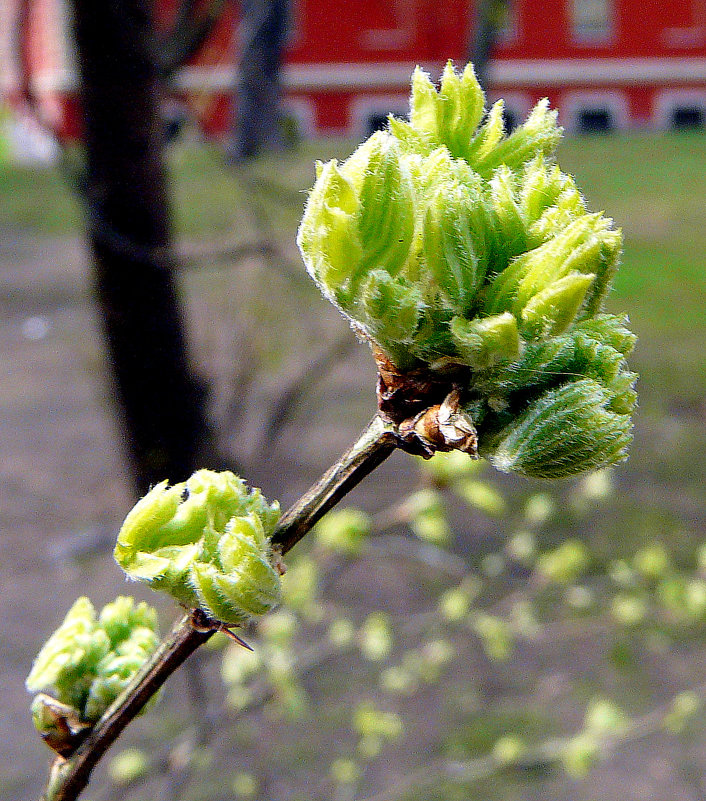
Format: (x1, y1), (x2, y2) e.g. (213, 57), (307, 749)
(561, 90), (630, 133)
(654, 88), (706, 130)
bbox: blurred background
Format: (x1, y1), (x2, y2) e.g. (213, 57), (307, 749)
(1, 1), (706, 799)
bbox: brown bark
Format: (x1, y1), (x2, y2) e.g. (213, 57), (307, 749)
(70, 0), (210, 492)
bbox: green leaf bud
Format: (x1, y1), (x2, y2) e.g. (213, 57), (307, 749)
(410, 62), (485, 156)
(450, 312), (521, 369)
(632, 544), (671, 581)
(536, 540), (590, 584)
(664, 691), (701, 734)
(488, 379), (633, 478)
(492, 734), (526, 766)
(472, 613), (514, 661)
(27, 596), (159, 729)
(353, 701), (404, 740)
(519, 271), (596, 339)
(327, 617), (356, 648)
(108, 748), (150, 785)
(281, 555), (319, 613)
(299, 61), (635, 480)
(315, 507), (371, 555)
(114, 469), (281, 626)
(562, 734), (599, 778)
(439, 577), (481, 621)
(584, 697), (627, 736)
(329, 758), (362, 785)
(231, 771), (259, 798)
(611, 593), (647, 626)
(419, 449), (482, 486)
(359, 612), (393, 661)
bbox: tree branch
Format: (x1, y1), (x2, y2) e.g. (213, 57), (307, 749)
(271, 415), (398, 555)
(39, 414), (398, 801)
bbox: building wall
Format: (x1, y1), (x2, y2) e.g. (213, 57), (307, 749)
(3, 0), (706, 138)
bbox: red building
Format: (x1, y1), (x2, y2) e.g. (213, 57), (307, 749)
(3, 0), (706, 138)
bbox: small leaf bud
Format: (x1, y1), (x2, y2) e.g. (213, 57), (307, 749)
(315, 508), (371, 555)
(492, 734), (526, 766)
(359, 612), (393, 661)
(114, 469), (282, 626)
(536, 540), (590, 585)
(489, 379), (633, 479)
(108, 748), (150, 785)
(27, 596), (159, 733)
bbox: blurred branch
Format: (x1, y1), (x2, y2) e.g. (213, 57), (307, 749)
(158, 0), (229, 78)
(257, 332), (356, 449)
(357, 681), (706, 801)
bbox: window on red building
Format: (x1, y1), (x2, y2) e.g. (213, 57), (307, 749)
(571, 0), (613, 42)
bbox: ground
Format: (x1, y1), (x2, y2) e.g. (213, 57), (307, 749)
(2, 133), (706, 801)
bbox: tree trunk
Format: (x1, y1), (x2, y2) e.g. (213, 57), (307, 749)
(70, 0), (210, 493)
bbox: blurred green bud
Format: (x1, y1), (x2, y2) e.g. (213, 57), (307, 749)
(418, 639), (455, 680)
(419, 449), (482, 486)
(108, 748), (150, 785)
(657, 575), (690, 616)
(231, 771), (259, 798)
(316, 508), (371, 555)
(221, 642), (261, 687)
(454, 478), (506, 516)
(686, 579), (706, 619)
(281, 555), (319, 613)
(274, 680), (308, 720)
(505, 530), (536, 563)
(299, 60), (634, 480)
(328, 617), (356, 648)
(577, 468), (613, 501)
(353, 701), (404, 740)
(481, 553), (506, 577)
(523, 493), (555, 526)
(510, 600), (541, 638)
(27, 597), (159, 731)
(330, 758), (362, 785)
(492, 734), (526, 766)
(403, 489), (451, 545)
(632, 544), (671, 581)
(664, 691), (701, 734)
(359, 612), (393, 661)
(472, 613), (514, 661)
(565, 585), (595, 610)
(611, 594), (647, 627)
(609, 558), (638, 588)
(380, 666), (418, 696)
(562, 734), (599, 778)
(259, 609), (299, 647)
(439, 577), (481, 621)
(584, 697), (627, 736)
(488, 379), (633, 478)
(536, 540), (590, 584)
(115, 470), (281, 626)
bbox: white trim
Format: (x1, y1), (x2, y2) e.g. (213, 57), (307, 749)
(27, 57), (706, 96)
(561, 90), (630, 132)
(489, 57), (706, 86)
(349, 93), (410, 138)
(653, 87), (706, 129)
